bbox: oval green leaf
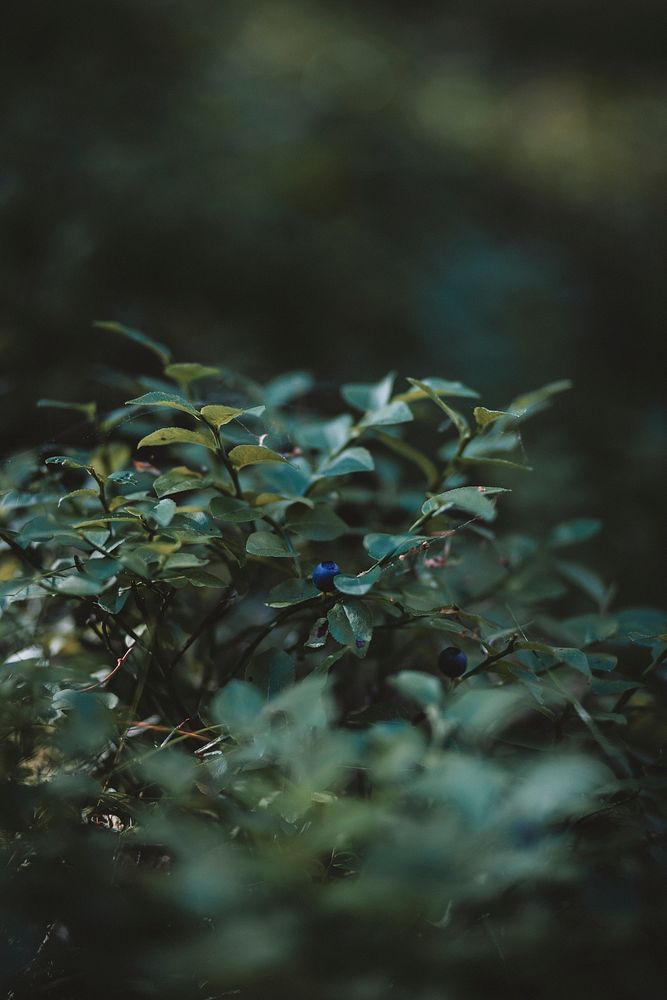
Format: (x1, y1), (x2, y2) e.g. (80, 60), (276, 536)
(229, 446), (287, 469)
(137, 427), (218, 452)
(125, 391), (200, 418)
(246, 531), (292, 558)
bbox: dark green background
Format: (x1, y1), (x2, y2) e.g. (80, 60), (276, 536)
(1, 0), (665, 603)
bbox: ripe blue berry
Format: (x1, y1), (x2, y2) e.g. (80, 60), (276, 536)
(312, 560), (341, 592)
(438, 646), (467, 678)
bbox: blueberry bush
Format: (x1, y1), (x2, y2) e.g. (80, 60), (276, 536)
(1, 325), (666, 999)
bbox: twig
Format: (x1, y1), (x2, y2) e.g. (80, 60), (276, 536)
(229, 596), (326, 682)
(171, 585), (237, 672)
(612, 645), (667, 714)
(463, 636), (519, 678)
(78, 643), (135, 692)
(127, 720), (209, 744)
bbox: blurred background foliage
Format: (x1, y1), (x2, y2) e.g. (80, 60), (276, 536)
(1, 0), (665, 602)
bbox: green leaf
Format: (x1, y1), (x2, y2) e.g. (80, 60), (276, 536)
(562, 614), (618, 646)
(246, 649), (296, 698)
(96, 589), (129, 614)
(93, 321), (172, 364)
(285, 504), (348, 541)
(51, 574), (105, 597)
(396, 377), (480, 402)
(200, 404), (245, 427)
(327, 601), (373, 658)
(210, 495), (260, 523)
(164, 362), (220, 384)
(211, 680), (264, 737)
(82, 557), (122, 582)
(162, 552), (209, 570)
(266, 578), (319, 607)
(37, 399), (96, 420)
(555, 560), (608, 605)
(317, 447), (374, 478)
(549, 519), (603, 548)
(508, 379), (573, 419)
(228, 446), (287, 469)
(341, 372), (395, 412)
(516, 640), (591, 678)
(45, 455), (93, 472)
(406, 378), (468, 436)
(73, 514), (142, 529)
(590, 679), (639, 696)
(459, 456), (533, 472)
(58, 488), (99, 508)
(359, 401), (413, 428)
(553, 647), (591, 678)
(245, 531), (292, 558)
(125, 391), (200, 418)
(268, 675), (331, 732)
(507, 666), (546, 706)
(389, 671), (443, 708)
(334, 566), (382, 596)
(473, 406), (519, 430)
(15, 516), (77, 543)
(0, 578), (46, 602)
(264, 371), (314, 408)
(178, 568), (227, 588)
(153, 468), (207, 497)
(443, 687), (530, 743)
(137, 427), (217, 452)
(421, 486), (510, 522)
(461, 432), (522, 457)
(614, 607), (667, 646)
(587, 653), (618, 672)
(162, 512), (221, 542)
(107, 470), (140, 487)
(363, 533), (427, 561)
(150, 499), (177, 528)
(298, 414), (353, 453)
(0, 490), (61, 511)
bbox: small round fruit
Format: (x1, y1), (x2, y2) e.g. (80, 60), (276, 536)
(312, 560), (341, 592)
(438, 646), (467, 678)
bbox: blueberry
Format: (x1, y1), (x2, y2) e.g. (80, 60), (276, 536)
(312, 560), (341, 592)
(438, 646), (467, 679)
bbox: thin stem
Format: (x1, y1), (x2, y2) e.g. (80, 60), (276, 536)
(263, 513), (301, 577)
(91, 469), (110, 512)
(544, 671), (632, 779)
(103, 650), (151, 793)
(77, 643), (136, 692)
(612, 645), (667, 714)
(463, 637), (519, 678)
(437, 430), (474, 491)
(213, 427), (243, 498)
(171, 585), (237, 672)
(229, 596), (327, 682)
(0, 528), (43, 571)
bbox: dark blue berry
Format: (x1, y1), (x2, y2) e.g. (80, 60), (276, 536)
(438, 646), (467, 678)
(312, 560), (341, 592)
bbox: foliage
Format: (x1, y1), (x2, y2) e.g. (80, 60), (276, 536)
(1, 328), (666, 998)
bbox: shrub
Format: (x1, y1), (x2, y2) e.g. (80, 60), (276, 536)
(1, 324), (666, 999)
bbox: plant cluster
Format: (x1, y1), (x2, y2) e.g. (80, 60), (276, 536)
(1, 324), (666, 999)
